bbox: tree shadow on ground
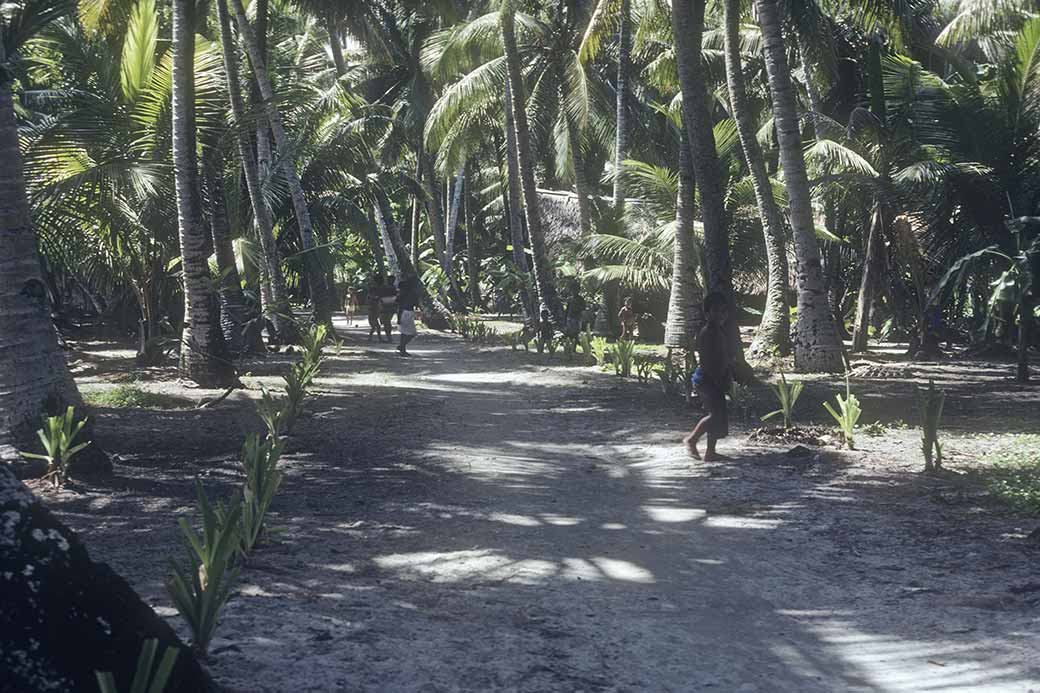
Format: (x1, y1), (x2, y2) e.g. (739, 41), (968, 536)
(41, 322), (1040, 692)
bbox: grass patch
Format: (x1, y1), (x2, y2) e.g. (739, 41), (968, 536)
(85, 385), (189, 410)
(982, 435), (1040, 514)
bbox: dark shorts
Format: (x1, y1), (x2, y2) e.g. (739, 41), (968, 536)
(695, 382), (729, 438)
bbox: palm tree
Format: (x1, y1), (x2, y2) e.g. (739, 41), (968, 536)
(0, 0), (108, 471)
(172, 0), (235, 386)
(671, 0), (747, 368)
(229, 0), (336, 328)
(201, 139), (251, 354)
(215, 0), (295, 343)
(501, 0), (562, 322)
(722, 0), (790, 356)
(755, 0), (845, 372)
(665, 135), (705, 348)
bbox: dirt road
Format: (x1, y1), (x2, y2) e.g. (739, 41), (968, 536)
(52, 323), (1040, 691)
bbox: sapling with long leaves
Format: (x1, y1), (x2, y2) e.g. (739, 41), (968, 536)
(823, 373), (863, 449)
(589, 336), (609, 365)
(166, 481), (242, 657)
(95, 639), (179, 693)
(761, 371), (805, 429)
(20, 406), (91, 487)
(614, 340), (636, 378)
(238, 434), (284, 554)
(917, 380), (946, 472)
(255, 386), (286, 441)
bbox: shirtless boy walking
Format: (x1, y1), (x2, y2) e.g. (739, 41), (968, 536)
(684, 292), (733, 461)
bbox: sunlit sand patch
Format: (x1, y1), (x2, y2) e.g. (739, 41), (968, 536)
(702, 515), (782, 529)
(374, 549), (556, 584)
(487, 512), (542, 527)
(539, 514), (581, 526)
(643, 506), (707, 523)
(590, 557), (655, 584)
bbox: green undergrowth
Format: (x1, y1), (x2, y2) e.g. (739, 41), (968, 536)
(982, 435), (1040, 514)
(85, 384), (189, 410)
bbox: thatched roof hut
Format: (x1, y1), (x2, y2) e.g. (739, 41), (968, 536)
(536, 189), (583, 254)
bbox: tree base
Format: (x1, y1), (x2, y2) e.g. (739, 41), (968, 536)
(0, 466), (213, 691)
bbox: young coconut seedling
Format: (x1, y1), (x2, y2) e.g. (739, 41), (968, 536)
(823, 372), (863, 449)
(20, 406), (92, 488)
(762, 371), (804, 430)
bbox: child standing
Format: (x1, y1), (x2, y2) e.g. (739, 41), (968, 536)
(684, 292), (733, 461)
(618, 296), (637, 340)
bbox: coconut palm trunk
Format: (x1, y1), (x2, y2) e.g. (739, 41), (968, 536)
(567, 118), (593, 237)
(672, 0), (747, 370)
(0, 77), (108, 471)
(852, 204), (886, 352)
(723, 0), (790, 356)
(665, 135), (705, 348)
(755, 0), (844, 372)
(202, 141), (250, 354)
(502, 82), (534, 317)
(172, 0), (235, 387)
(613, 0), (631, 210)
(230, 0), (335, 328)
(327, 13), (348, 77)
(215, 0), (294, 343)
(501, 0), (563, 323)
(419, 151), (465, 311)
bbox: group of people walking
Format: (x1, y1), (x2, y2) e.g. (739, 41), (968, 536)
(359, 275), (419, 357)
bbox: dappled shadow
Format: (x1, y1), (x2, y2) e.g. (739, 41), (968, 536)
(42, 321), (1040, 692)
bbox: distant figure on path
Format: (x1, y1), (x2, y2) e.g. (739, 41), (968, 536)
(564, 286), (587, 338)
(618, 296), (637, 340)
(367, 276), (396, 342)
(397, 275), (420, 357)
(684, 292), (733, 461)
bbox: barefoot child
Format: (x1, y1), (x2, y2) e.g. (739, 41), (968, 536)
(684, 292), (733, 461)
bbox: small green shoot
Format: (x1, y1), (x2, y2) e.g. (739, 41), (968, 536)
(822, 372), (862, 449)
(20, 406), (92, 487)
(761, 371), (804, 430)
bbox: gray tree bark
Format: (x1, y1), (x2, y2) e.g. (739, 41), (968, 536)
(755, 0), (845, 372)
(216, 0), (295, 343)
(172, 0), (235, 387)
(664, 135), (705, 349)
(230, 0), (336, 328)
(501, 0), (563, 323)
(0, 80), (108, 472)
(724, 0), (791, 356)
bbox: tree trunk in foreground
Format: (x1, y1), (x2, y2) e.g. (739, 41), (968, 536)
(172, 0), (235, 387)
(501, 0), (563, 323)
(724, 0), (790, 356)
(0, 81), (109, 472)
(231, 0), (335, 329)
(664, 135), (705, 349)
(216, 0), (295, 343)
(1, 467), (212, 690)
(756, 0), (845, 372)
(672, 0), (748, 374)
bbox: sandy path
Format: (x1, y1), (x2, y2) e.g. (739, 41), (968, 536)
(49, 321), (1040, 691)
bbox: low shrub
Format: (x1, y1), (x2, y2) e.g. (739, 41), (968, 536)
(614, 340), (636, 378)
(589, 336), (609, 366)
